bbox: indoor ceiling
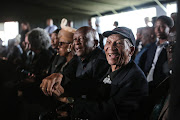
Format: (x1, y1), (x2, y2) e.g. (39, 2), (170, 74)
(0, 0), (176, 18)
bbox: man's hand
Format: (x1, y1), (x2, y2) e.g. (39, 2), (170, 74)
(40, 73), (63, 96)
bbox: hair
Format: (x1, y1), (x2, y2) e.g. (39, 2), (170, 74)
(152, 17), (157, 27)
(28, 28), (51, 50)
(156, 15), (174, 28)
(124, 38), (133, 48)
(171, 12), (177, 18)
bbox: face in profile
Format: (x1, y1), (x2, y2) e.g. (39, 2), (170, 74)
(58, 37), (72, 57)
(104, 34), (132, 67)
(24, 35), (31, 51)
(155, 20), (170, 39)
(73, 27), (95, 58)
(51, 33), (59, 49)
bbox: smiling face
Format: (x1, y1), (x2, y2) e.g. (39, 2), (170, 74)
(104, 34), (134, 71)
(73, 27), (96, 59)
(155, 20), (170, 40)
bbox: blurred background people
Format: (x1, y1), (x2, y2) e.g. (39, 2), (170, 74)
(143, 15), (174, 93)
(135, 27), (143, 52)
(135, 27), (156, 67)
(113, 21), (118, 28)
(169, 12), (177, 37)
(144, 17), (153, 27)
(0, 38), (7, 58)
(88, 18), (92, 28)
(6, 35), (23, 65)
(51, 29), (61, 50)
(45, 18), (58, 35)
(20, 21), (31, 46)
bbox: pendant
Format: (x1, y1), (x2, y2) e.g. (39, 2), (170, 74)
(103, 75), (111, 84)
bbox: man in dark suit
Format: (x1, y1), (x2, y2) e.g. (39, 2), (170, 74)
(142, 16), (174, 92)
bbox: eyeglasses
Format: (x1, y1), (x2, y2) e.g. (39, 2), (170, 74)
(58, 42), (71, 46)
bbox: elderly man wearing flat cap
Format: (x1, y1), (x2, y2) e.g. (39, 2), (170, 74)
(96, 27), (148, 120)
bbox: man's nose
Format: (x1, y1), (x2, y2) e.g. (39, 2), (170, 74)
(74, 39), (81, 45)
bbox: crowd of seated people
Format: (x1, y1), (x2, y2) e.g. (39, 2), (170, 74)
(0, 13), (177, 120)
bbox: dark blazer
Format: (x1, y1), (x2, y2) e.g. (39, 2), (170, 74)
(64, 47), (110, 98)
(142, 42), (168, 91)
(29, 49), (53, 81)
(71, 61), (148, 120)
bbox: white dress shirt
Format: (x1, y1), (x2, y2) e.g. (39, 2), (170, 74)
(147, 40), (167, 82)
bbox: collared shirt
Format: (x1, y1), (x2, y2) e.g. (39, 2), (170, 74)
(147, 40), (168, 82)
(44, 25), (58, 34)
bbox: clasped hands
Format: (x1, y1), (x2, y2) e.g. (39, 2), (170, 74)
(40, 73), (64, 97)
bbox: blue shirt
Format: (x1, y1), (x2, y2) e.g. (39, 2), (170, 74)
(45, 25), (58, 34)
(134, 44), (151, 65)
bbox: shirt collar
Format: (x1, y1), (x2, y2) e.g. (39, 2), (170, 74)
(78, 47), (101, 63)
(156, 38), (168, 47)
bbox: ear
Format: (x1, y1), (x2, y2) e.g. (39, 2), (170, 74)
(129, 46), (135, 56)
(94, 40), (99, 47)
(68, 43), (72, 49)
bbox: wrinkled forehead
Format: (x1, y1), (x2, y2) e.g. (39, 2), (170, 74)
(74, 28), (89, 36)
(155, 19), (168, 26)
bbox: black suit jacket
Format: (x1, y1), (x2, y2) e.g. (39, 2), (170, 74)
(47, 55), (66, 74)
(143, 42), (168, 91)
(71, 61), (148, 120)
(64, 47), (110, 98)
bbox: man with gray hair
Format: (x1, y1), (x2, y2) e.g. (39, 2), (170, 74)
(22, 27), (53, 83)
